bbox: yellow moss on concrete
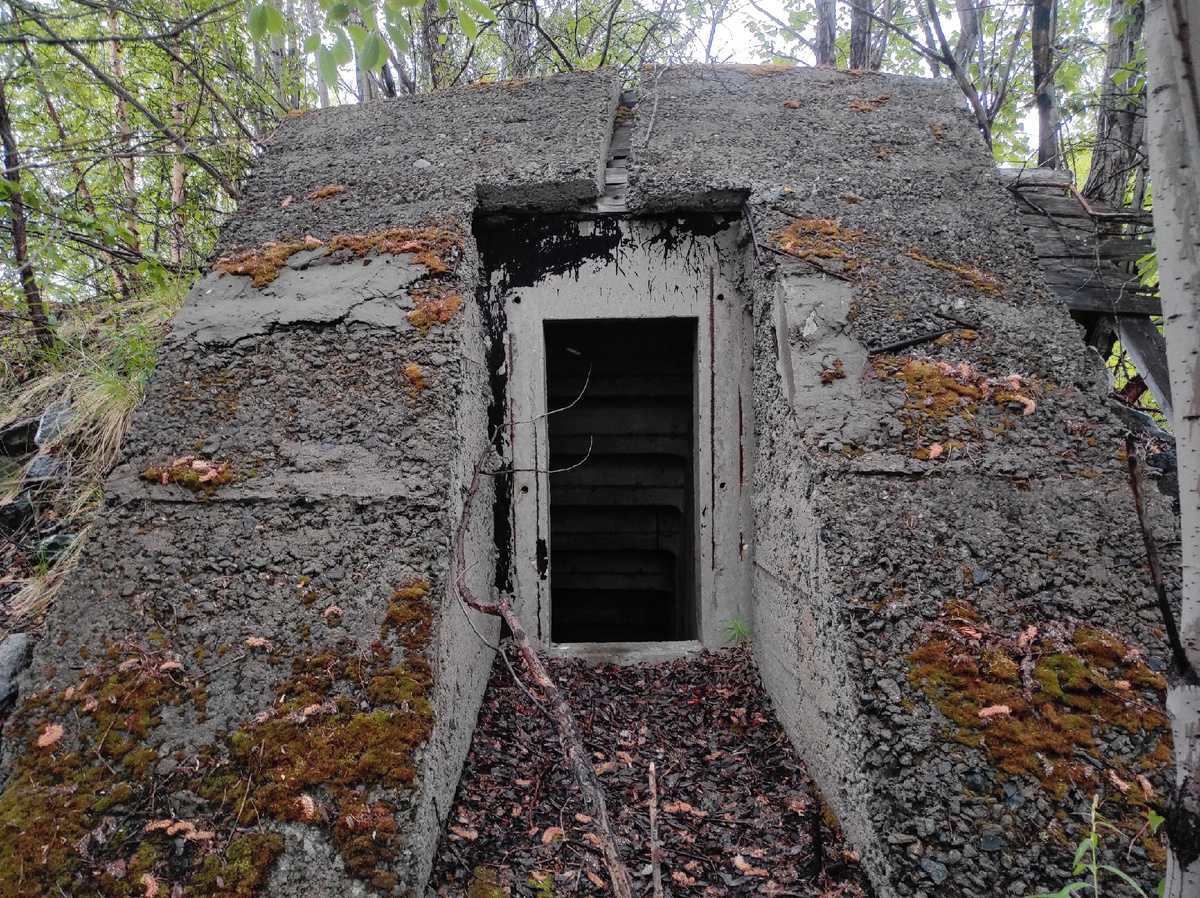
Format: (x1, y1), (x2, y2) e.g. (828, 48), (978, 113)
(906, 606), (1172, 819)
(214, 224), (463, 289)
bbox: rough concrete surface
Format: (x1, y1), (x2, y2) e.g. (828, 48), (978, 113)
(0, 67), (1179, 898)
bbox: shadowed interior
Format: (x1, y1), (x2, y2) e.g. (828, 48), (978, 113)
(545, 318), (697, 643)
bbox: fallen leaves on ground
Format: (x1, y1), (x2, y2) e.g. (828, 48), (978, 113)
(429, 647), (869, 897)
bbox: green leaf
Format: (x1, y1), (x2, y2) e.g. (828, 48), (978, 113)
(347, 22), (368, 50)
(248, 2), (269, 40)
(303, 32), (322, 53)
(457, 8), (477, 41)
(1147, 809), (1165, 834)
(325, 2), (350, 24)
(0, 178), (17, 200)
(436, 0), (448, 15)
(318, 46), (340, 85)
(356, 0), (377, 28)
(358, 30), (385, 70)
(332, 34), (354, 65)
(265, 4), (285, 34)
(385, 21), (410, 53)
(460, 0), (496, 21)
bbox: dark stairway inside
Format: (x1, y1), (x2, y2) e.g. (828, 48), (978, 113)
(545, 318), (696, 643)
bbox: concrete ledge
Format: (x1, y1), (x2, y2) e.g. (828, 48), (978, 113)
(549, 640), (707, 665)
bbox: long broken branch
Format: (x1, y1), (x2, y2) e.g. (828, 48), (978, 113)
(1124, 434), (1197, 680)
(454, 452), (635, 898)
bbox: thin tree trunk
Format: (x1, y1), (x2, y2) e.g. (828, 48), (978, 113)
(815, 0), (837, 65)
(868, 0), (895, 69)
(1083, 0), (1146, 203)
(1144, 0), (1200, 893)
(850, 0), (871, 68)
(915, 0), (941, 76)
(170, 25), (187, 266)
(1032, 0), (1060, 167)
(422, 0), (450, 88)
(109, 7), (140, 251)
(0, 79), (53, 347)
(952, 0), (983, 67)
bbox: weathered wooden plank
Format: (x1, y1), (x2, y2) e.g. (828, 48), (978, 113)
(996, 167), (1074, 187)
(1041, 267), (1141, 289)
(1048, 284), (1162, 316)
(1115, 316), (1173, 424)
(1014, 192), (1091, 218)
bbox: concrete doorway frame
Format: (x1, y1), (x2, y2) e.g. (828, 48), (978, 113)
(486, 216), (754, 658)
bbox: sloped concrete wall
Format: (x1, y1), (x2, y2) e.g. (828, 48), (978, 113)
(629, 66), (1177, 897)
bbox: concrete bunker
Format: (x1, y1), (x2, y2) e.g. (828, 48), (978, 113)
(0, 67), (1180, 898)
(477, 213), (753, 654)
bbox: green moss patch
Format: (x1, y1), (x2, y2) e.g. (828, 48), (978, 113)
(907, 604), (1171, 823)
(0, 579), (437, 896)
(195, 578), (435, 887)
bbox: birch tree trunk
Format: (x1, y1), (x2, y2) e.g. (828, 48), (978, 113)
(109, 6), (140, 251)
(1144, 0), (1200, 892)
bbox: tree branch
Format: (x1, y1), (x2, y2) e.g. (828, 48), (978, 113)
(11, 0), (242, 201)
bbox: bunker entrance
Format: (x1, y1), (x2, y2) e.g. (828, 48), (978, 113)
(544, 318), (697, 643)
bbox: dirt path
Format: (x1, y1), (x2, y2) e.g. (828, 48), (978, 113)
(428, 647), (871, 897)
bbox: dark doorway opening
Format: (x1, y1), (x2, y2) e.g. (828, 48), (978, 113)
(545, 319), (696, 643)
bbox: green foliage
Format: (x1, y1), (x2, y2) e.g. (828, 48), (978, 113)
(722, 616), (753, 649)
(1026, 796), (1164, 898)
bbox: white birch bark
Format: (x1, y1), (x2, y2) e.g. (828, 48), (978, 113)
(1144, 0), (1200, 892)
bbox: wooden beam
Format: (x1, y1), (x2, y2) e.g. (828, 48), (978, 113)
(1115, 316), (1174, 425)
(1050, 285), (1162, 316)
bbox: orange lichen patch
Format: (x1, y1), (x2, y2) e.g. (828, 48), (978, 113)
(140, 456), (234, 495)
(903, 247), (1003, 295)
(850, 94), (888, 112)
(403, 362), (428, 397)
(876, 147), (894, 159)
(931, 124), (948, 139)
(782, 98), (800, 109)
(408, 290), (463, 337)
(872, 355), (1039, 455)
(215, 224), (464, 290)
(327, 224), (463, 274)
(777, 218), (867, 262)
(214, 235), (324, 288)
(820, 358), (846, 384)
(306, 184), (347, 202)
(907, 609), (1172, 811)
(470, 77), (530, 89)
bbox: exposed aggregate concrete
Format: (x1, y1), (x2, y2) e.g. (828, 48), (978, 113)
(0, 67), (1179, 898)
